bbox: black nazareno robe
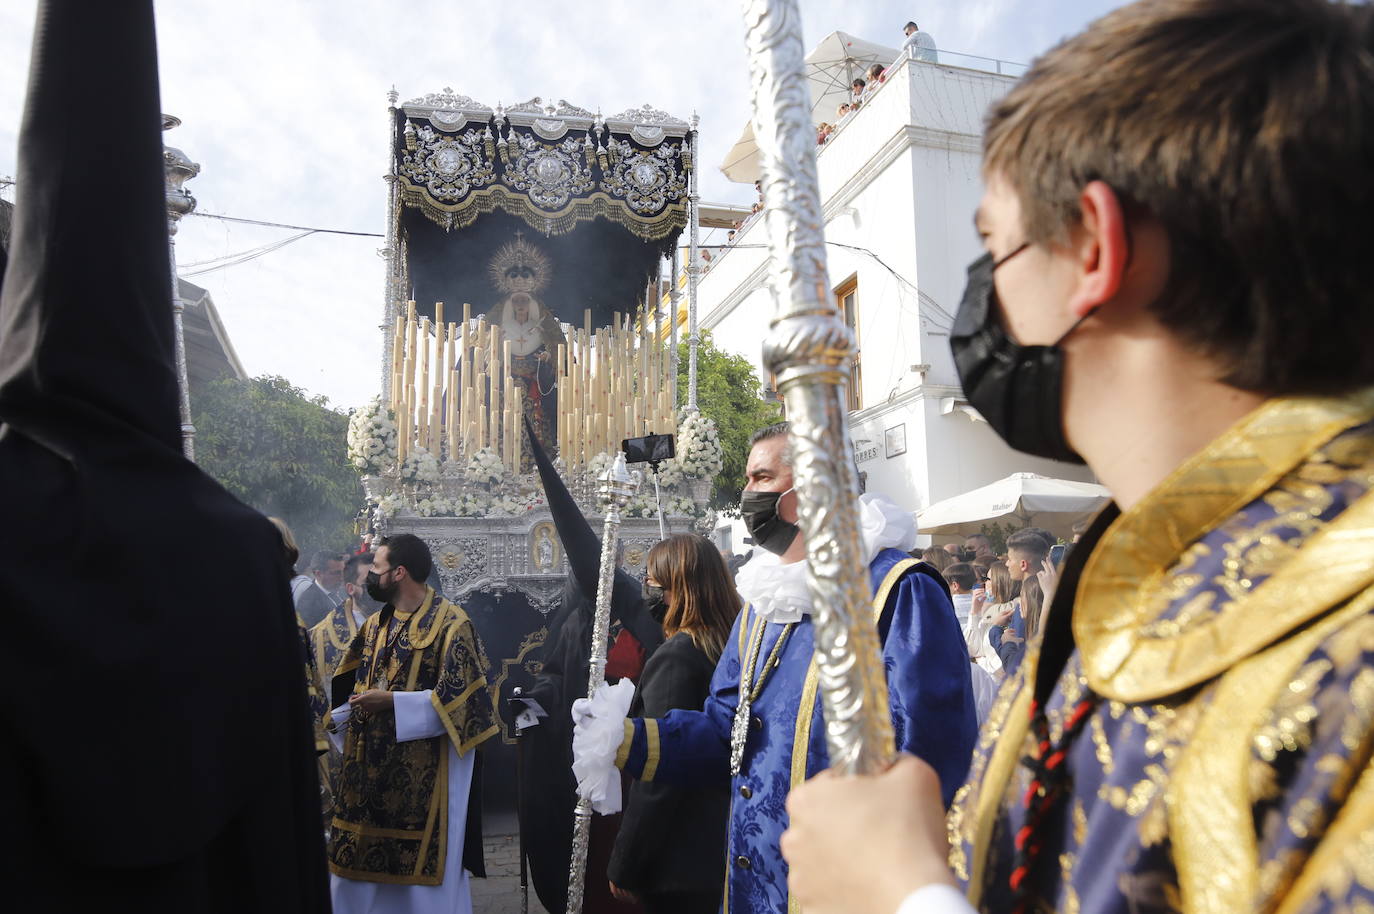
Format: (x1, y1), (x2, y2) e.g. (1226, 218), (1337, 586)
(0, 2), (329, 909)
(518, 420), (664, 913)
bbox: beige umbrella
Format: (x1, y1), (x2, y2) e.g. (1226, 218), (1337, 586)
(917, 472), (1110, 540)
(718, 30), (899, 184)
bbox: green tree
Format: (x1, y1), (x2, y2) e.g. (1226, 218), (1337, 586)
(192, 375), (361, 562)
(678, 331), (782, 512)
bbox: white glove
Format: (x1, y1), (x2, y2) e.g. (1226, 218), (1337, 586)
(570, 679), (636, 814)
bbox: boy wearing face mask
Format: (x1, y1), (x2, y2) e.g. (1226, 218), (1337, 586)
(573, 422), (976, 914)
(778, 3), (1374, 914)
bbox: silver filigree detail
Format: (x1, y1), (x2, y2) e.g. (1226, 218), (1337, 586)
(599, 140), (687, 215)
(630, 124), (667, 147)
(503, 133), (595, 211)
(505, 97), (547, 115)
(400, 126), (497, 203)
(743, 0), (895, 775)
(429, 108), (468, 131)
(555, 99), (597, 119)
(402, 86), (493, 112)
(606, 104), (691, 129)
(532, 117), (569, 140)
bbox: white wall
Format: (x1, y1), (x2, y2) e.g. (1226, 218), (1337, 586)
(702, 55), (1093, 544)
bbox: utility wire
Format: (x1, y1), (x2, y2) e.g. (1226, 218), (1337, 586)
(188, 211), (383, 237)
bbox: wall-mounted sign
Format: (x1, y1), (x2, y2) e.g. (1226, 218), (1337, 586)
(885, 424), (907, 459)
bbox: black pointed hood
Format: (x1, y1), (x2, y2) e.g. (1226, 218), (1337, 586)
(0, 0), (181, 454)
(525, 417), (662, 652)
(0, 3), (329, 904)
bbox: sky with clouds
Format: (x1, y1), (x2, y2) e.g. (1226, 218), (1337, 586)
(0, 0), (1123, 412)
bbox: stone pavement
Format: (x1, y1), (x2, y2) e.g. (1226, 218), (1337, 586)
(473, 823), (549, 914)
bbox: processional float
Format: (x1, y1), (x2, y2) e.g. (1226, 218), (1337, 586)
(362, 82), (725, 910)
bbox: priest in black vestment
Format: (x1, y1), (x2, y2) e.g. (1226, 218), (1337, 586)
(0, 2), (329, 910)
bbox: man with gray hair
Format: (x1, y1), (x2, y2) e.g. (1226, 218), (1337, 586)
(573, 421), (976, 914)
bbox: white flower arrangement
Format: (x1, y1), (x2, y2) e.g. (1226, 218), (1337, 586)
(664, 495), (699, 517)
(347, 399), (398, 473)
(488, 493), (528, 516)
(650, 456), (686, 487)
(400, 446), (440, 485)
(465, 448), (507, 488)
(416, 494), (455, 517)
(375, 493), (406, 518)
(586, 451), (614, 484)
(453, 491), (490, 517)
(676, 410), (723, 480)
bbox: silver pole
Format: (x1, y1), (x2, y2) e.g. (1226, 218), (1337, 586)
(566, 455), (638, 914)
(653, 468), (667, 540)
(741, 0), (895, 774)
(653, 258), (663, 418)
(163, 114), (199, 461)
(669, 245), (681, 411)
(686, 118), (701, 413)
(380, 88), (402, 406)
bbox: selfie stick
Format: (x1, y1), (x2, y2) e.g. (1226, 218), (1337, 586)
(648, 459), (667, 540)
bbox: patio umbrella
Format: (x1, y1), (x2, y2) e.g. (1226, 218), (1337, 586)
(916, 472), (1110, 539)
(718, 30), (899, 184)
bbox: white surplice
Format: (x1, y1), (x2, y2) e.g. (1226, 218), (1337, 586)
(329, 690), (476, 914)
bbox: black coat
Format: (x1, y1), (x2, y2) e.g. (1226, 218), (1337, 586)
(0, 2), (328, 909)
(607, 633), (729, 897)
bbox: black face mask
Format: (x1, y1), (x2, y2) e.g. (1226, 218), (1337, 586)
(350, 586), (384, 615)
(642, 583), (669, 624)
(740, 487), (800, 556)
(948, 247), (1090, 464)
(365, 569), (398, 605)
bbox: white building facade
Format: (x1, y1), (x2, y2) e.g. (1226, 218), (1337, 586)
(696, 48), (1096, 546)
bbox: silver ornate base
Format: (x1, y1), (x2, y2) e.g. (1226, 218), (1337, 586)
(379, 512), (672, 606)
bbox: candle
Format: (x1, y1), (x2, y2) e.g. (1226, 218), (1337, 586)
(513, 389), (523, 472)
(419, 317), (431, 453)
(475, 372), (487, 450)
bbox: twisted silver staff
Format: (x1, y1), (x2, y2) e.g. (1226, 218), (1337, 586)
(740, 0), (895, 774)
(566, 454), (639, 914)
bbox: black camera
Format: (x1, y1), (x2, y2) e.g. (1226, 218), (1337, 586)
(621, 433), (675, 465)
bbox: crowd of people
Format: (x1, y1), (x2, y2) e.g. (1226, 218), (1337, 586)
(7, 0), (1374, 913)
(816, 21), (936, 147)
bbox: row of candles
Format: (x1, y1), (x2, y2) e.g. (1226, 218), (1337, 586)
(388, 301), (677, 475)
(554, 308), (676, 471)
(390, 301), (523, 473)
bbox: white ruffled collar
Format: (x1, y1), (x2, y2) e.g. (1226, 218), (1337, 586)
(735, 492), (918, 624)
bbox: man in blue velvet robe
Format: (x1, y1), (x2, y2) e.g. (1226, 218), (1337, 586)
(576, 422), (977, 914)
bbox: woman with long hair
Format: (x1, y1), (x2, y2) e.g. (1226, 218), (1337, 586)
(966, 564), (1016, 677)
(994, 575), (1043, 675)
(608, 534), (740, 914)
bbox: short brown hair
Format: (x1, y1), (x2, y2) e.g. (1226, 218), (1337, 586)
(647, 534), (741, 663)
(1006, 529), (1051, 562)
(984, 0), (1374, 395)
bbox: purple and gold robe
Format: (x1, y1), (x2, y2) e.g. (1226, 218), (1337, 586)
(951, 391), (1374, 913)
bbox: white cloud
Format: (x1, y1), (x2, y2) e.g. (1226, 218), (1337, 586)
(0, 0), (1123, 411)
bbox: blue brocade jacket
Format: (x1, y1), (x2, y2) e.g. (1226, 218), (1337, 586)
(951, 392), (1374, 914)
(617, 548), (978, 914)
